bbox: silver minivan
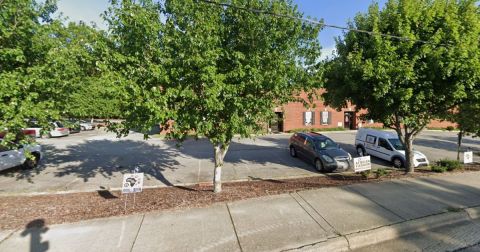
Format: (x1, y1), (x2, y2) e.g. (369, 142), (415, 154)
(355, 128), (429, 168)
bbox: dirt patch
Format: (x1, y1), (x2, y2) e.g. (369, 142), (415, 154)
(1, 165), (479, 230)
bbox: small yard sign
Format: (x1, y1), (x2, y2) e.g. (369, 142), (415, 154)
(464, 152), (473, 164)
(122, 173), (144, 194)
(354, 156), (371, 172)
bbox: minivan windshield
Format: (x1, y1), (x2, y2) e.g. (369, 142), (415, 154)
(315, 138), (338, 150)
(388, 138), (405, 150)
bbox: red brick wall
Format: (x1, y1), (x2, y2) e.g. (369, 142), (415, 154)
(279, 90), (456, 132)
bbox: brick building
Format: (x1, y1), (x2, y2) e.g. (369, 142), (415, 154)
(269, 91), (455, 133)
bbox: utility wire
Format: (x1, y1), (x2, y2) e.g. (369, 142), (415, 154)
(197, 0), (451, 46)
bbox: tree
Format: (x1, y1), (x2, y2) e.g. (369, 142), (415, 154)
(1, 0), (120, 141)
(0, 0), (64, 141)
(105, 0), (322, 192)
(449, 97), (480, 160)
(323, 0), (480, 172)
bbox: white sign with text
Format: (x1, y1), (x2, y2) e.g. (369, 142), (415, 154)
(464, 152), (473, 164)
(353, 156), (372, 172)
(122, 173), (144, 194)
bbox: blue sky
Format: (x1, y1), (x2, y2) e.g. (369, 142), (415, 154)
(55, 0), (387, 57)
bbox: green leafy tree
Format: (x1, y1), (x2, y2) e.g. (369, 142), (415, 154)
(105, 0), (322, 192)
(0, 0), (64, 141)
(323, 0), (480, 172)
(59, 22), (123, 120)
(449, 97), (480, 160)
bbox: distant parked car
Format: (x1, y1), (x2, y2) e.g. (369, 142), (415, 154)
(0, 139), (42, 171)
(48, 121), (70, 138)
(355, 128), (429, 168)
(79, 120), (94, 131)
(66, 120), (81, 134)
(25, 121), (42, 138)
(289, 132), (352, 172)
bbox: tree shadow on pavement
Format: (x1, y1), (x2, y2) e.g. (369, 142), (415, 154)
(50, 139), (182, 186)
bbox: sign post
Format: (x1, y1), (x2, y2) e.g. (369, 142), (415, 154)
(353, 156), (372, 173)
(464, 151), (473, 164)
(122, 172), (144, 212)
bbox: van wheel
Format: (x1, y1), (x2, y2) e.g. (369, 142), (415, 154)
(392, 157), (404, 168)
(315, 159), (324, 172)
(289, 146), (297, 157)
(356, 146), (366, 156)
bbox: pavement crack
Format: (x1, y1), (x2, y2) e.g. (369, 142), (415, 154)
(129, 214), (145, 252)
(226, 203), (244, 252)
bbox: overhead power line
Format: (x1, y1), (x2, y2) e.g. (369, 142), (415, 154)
(197, 0), (451, 46)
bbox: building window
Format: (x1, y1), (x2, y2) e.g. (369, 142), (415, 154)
(303, 111), (315, 126)
(321, 111), (332, 125)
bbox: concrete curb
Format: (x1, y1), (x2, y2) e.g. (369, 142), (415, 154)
(0, 173), (324, 197)
(287, 206), (480, 252)
(345, 211), (470, 250)
(285, 236), (350, 252)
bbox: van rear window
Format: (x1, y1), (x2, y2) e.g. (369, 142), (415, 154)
(366, 135), (376, 144)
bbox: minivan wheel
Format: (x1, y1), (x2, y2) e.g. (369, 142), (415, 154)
(392, 157), (404, 168)
(315, 159), (324, 172)
(289, 146), (297, 157)
(356, 146), (366, 156)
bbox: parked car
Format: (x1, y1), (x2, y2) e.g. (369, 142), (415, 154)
(289, 132), (352, 172)
(66, 120), (81, 134)
(79, 120), (94, 131)
(355, 128), (429, 168)
(25, 120), (42, 138)
(0, 139), (42, 171)
(48, 121), (70, 138)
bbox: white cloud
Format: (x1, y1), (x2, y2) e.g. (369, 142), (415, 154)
(320, 46), (337, 61)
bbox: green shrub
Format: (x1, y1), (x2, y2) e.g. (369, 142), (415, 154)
(446, 126), (455, 131)
(436, 159), (462, 171)
(360, 170), (371, 179)
(431, 165), (447, 173)
(374, 168), (390, 178)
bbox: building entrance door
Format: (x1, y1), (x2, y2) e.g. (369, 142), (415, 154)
(344, 112), (356, 130)
(269, 112), (284, 133)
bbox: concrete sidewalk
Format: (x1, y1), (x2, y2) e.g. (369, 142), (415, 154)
(2, 172), (480, 252)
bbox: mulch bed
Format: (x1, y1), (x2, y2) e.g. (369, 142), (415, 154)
(1, 164), (480, 231)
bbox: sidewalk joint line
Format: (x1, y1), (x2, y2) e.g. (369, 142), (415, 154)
(226, 203), (244, 252)
(294, 192), (337, 233)
(289, 193), (329, 233)
(0, 228), (19, 246)
(129, 214), (145, 252)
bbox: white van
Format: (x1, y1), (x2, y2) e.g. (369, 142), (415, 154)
(355, 128), (429, 168)
(0, 141), (43, 171)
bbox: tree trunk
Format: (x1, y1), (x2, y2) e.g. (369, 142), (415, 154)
(213, 143), (229, 193)
(404, 134), (415, 173)
(457, 130), (463, 161)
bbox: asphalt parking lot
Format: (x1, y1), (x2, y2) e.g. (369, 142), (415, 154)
(0, 129), (478, 195)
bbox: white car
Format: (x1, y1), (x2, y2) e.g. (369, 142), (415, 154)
(0, 141), (43, 171)
(49, 121), (70, 137)
(79, 120), (94, 131)
(25, 121), (42, 138)
(355, 128), (429, 168)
